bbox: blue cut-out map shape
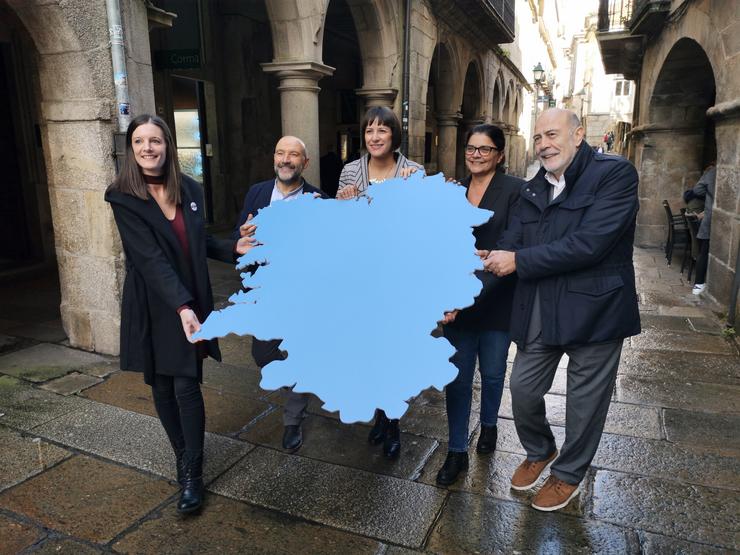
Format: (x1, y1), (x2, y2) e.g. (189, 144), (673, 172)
(194, 172), (493, 423)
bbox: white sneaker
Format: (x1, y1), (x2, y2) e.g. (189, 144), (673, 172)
(692, 284), (706, 295)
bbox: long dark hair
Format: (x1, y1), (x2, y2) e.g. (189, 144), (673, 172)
(361, 106), (402, 152)
(465, 124), (506, 171)
(107, 114), (182, 204)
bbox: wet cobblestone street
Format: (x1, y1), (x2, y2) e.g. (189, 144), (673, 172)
(0, 247), (738, 554)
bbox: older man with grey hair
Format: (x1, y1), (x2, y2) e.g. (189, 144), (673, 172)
(482, 108), (641, 511)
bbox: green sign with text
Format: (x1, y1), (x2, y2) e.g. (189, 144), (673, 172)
(154, 49), (201, 69)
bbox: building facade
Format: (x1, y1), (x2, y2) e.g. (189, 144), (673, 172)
(0, 0), (534, 354)
(597, 0), (740, 314)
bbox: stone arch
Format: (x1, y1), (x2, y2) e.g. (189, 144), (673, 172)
(635, 38), (716, 247)
(3, 0), (131, 353)
(457, 59), (484, 177)
(423, 41), (459, 176)
(345, 0), (401, 98)
(264, 0), (327, 62)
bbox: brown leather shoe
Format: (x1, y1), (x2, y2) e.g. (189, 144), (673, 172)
(510, 450), (557, 491)
(531, 475), (579, 512)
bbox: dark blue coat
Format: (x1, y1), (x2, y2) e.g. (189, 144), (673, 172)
(498, 145), (641, 347)
(231, 179), (324, 240)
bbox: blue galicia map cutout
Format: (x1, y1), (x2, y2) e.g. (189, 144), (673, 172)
(194, 172), (493, 423)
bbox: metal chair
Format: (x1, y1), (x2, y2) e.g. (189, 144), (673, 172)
(662, 200), (689, 266)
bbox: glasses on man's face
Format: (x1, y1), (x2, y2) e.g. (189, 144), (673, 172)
(465, 145), (499, 156)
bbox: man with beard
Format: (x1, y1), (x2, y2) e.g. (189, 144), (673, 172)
(233, 136), (325, 451)
(482, 109), (640, 511)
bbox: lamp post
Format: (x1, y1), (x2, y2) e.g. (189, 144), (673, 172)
(530, 62), (545, 165)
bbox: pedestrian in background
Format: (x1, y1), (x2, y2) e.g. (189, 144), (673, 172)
(106, 114), (252, 515)
(689, 161), (716, 295)
(336, 105), (424, 459)
(436, 124), (523, 486)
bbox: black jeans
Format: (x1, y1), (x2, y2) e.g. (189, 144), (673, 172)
(151, 374), (205, 458)
(695, 239), (709, 285)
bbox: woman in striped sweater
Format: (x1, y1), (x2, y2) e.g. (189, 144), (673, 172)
(336, 106), (424, 459)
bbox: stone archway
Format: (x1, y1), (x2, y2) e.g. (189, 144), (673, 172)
(424, 41), (460, 177)
(491, 77), (502, 124)
(457, 60), (484, 177)
(2, 0), (148, 354)
(633, 38), (716, 247)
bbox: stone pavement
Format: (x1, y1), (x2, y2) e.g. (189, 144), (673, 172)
(0, 248), (738, 554)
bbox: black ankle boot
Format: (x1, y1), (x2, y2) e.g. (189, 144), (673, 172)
(368, 410), (389, 444)
(383, 419), (401, 459)
(435, 451), (469, 485)
(476, 424), (498, 454)
(177, 452), (204, 514)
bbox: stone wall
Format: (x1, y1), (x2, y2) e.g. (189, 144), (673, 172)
(6, 0), (155, 354)
(631, 0), (740, 310)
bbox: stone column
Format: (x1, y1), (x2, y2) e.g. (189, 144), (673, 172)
(436, 112), (461, 179)
(261, 61), (334, 186)
(356, 87), (398, 110)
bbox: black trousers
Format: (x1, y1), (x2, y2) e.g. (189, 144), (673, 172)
(151, 374), (205, 458)
(695, 239), (709, 285)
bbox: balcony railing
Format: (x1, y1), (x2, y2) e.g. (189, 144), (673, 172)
(598, 0), (634, 32)
(427, 0), (516, 45)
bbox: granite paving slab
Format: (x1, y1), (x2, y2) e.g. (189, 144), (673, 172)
(592, 433), (740, 490)
(401, 402), (479, 442)
(418, 446), (588, 517)
(217, 334), (255, 366)
(0, 375), (93, 431)
(202, 359), (270, 400)
(39, 372), (102, 396)
(592, 470), (739, 549)
(663, 409), (740, 454)
(639, 314), (694, 332)
(240, 410), (436, 479)
(33, 402), (254, 483)
(656, 306), (708, 318)
(5, 321), (67, 343)
(0, 333), (22, 354)
(0, 513), (43, 555)
(629, 328), (736, 355)
(113, 493), (380, 554)
(618, 349), (740, 386)
(427, 491), (638, 554)
(687, 316), (724, 335)
(0, 455), (176, 544)
(498, 390), (663, 440)
(0, 425), (71, 492)
(637, 531), (731, 555)
(81, 370), (271, 435)
(30, 538), (104, 554)
(614, 375), (740, 413)
(0, 343), (107, 383)
(210, 447), (446, 548)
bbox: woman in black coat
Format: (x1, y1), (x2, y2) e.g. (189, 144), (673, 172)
(436, 124), (524, 485)
(105, 114), (251, 514)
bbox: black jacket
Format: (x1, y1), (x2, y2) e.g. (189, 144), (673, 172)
(450, 171), (523, 331)
(498, 145), (641, 346)
(105, 175), (234, 383)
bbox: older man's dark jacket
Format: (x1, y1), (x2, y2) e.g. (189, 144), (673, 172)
(498, 144), (641, 347)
